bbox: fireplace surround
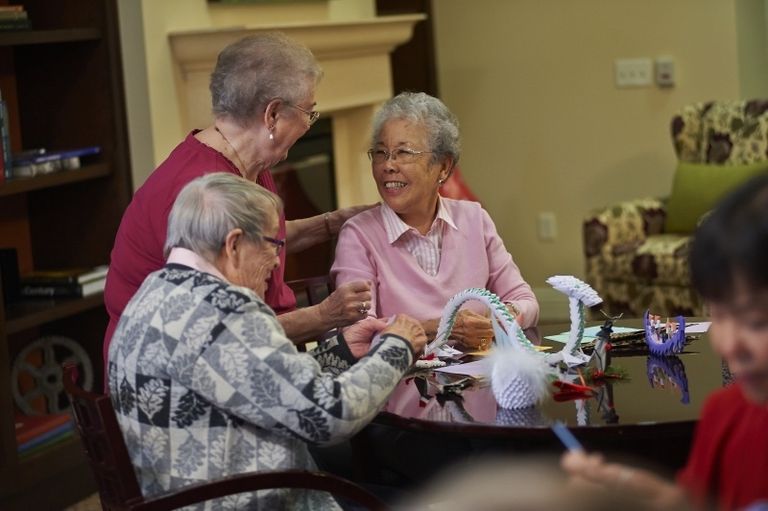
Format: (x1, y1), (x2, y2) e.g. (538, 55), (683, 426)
(168, 14), (424, 207)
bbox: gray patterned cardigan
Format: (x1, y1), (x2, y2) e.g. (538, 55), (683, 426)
(108, 264), (414, 510)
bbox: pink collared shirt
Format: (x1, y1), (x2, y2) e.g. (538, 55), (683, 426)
(379, 199), (457, 276)
(166, 247), (227, 282)
(331, 198), (539, 328)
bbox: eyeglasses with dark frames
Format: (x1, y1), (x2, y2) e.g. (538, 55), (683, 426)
(262, 235), (285, 255)
(287, 103), (320, 126)
(367, 148), (434, 165)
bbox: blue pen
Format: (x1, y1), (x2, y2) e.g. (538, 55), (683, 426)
(551, 421), (584, 451)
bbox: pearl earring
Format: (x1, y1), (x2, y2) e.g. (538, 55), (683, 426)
(269, 132), (274, 141)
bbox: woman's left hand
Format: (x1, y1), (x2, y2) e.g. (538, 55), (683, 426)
(451, 309), (495, 350)
(344, 317), (388, 358)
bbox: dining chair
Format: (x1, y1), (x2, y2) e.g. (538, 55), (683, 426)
(287, 275), (334, 307)
(287, 275), (335, 352)
(62, 363), (388, 511)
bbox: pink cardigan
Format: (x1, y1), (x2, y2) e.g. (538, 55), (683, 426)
(331, 199), (539, 328)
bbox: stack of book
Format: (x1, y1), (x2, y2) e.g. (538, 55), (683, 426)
(0, 5), (30, 31)
(19, 265), (109, 299)
(10, 145), (101, 178)
(15, 412), (75, 457)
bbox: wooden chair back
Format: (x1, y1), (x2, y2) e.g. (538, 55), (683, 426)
(63, 363), (389, 511)
(287, 275), (334, 307)
(63, 363), (144, 511)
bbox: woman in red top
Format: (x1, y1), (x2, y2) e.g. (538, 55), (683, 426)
(104, 33), (374, 371)
(562, 174), (768, 510)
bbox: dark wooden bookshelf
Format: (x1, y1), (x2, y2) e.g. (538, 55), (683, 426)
(0, 163), (110, 197)
(0, 1), (132, 509)
(0, 27), (101, 46)
(12, 436), (94, 508)
(17, 434), (82, 478)
(5, 292), (105, 335)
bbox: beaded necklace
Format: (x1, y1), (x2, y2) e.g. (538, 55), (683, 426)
(214, 126), (247, 177)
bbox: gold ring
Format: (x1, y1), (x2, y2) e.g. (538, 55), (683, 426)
(480, 338), (488, 349)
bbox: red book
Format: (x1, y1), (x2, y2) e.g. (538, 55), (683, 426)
(14, 413), (72, 445)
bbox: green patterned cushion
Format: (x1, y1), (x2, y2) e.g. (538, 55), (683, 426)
(665, 161), (768, 233)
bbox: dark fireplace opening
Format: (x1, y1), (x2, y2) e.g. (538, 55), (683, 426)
(270, 118), (338, 282)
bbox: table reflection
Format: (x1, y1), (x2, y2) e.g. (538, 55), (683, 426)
(379, 332), (724, 429)
(647, 355), (690, 404)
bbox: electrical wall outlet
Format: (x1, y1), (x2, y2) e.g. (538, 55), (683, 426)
(537, 212), (557, 241)
(614, 58), (652, 87)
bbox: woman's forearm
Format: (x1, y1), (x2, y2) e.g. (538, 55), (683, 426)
(285, 205), (375, 254)
(284, 215), (330, 254)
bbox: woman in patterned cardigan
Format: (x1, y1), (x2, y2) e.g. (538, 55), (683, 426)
(108, 173), (426, 510)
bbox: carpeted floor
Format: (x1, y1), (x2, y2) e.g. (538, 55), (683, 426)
(64, 493), (101, 511)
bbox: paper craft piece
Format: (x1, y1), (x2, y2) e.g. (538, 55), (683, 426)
(427, 288), (552, 409)
(643, 310), (686, 356)
(434, 358), (494, 377)
(424, 276), (604, 409)
(685, 322), (711, 333)
(543, 276), (603, 368)
(545, 326), (641, 344)
(465, 345), (551, 357)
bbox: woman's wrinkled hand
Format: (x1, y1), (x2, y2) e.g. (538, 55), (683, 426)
(318, 280), (372, 328)
(343, 317), (388, 358)
(380, 314), (427, 355)
(451, 309), (495, 350)
(560, 449), (685, 509)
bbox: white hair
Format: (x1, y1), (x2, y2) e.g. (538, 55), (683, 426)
(371, 91), (461, 165)
(164, 172), (283, 260)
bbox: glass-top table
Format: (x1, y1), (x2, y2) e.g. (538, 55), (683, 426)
(356, 319), (725, 480)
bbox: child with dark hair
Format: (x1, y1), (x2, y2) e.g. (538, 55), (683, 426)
(562, 173), (768, 511)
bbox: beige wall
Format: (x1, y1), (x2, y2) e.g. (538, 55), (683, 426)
(127, 0), (375, 188)
(432, 0), (767, 290)
(120, 0), (767, 295)
(736, 0), (768, 98)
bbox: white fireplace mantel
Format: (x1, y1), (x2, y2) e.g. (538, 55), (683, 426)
(168, 14), (425, 206)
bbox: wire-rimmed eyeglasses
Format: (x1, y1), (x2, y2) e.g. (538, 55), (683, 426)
(262, 235), (285, 255)
(367, 148), (434, 165)
(287, 103), (320, 126)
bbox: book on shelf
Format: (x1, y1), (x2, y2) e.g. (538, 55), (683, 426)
(19, 277), (106, 298)
(0, 4), (28, 30)
(0, 10), (27, 20)
(0, 88), (10, 182)
(15, 412), (73, 446)
(9, 145), (101, 179)
(0, 18), (30, 31)
(21, 265), (109, 285)
(18, 430), (75, 458)
(17, 420), (74, 453)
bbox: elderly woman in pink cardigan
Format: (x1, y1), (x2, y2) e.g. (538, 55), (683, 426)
(331, 92), (539, 350)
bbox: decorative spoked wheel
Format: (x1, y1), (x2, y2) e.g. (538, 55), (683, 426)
(11, 335), (93, 415)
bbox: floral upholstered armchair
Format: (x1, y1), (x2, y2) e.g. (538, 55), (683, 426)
(583, 99), (768, 317)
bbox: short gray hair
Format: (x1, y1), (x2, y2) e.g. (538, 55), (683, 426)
(371, 92), (461, 165)
(210, 32), (323, 126)
(165, 173), (283, 260)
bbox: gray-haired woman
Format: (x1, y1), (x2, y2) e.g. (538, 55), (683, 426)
(105, 33), (373, 374)
(331, 92), (539, 351)
(109, 173), (426, 510)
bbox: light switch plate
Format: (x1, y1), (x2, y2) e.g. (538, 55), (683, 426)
(614, 58), (652, 87)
